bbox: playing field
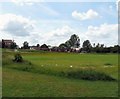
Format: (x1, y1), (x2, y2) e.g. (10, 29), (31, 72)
(2, 50), (118, 97)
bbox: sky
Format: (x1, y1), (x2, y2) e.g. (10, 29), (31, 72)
(0, 0), (119, 47)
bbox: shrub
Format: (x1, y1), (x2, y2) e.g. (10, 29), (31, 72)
(60, 69), (116, 81)
(13, 53), (23, 62)
(104, 63), (112, 66)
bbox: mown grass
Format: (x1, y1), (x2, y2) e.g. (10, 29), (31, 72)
(2, 52), (117, 81)
(3, 68), (118, 97)
(22, 52), (118, 80)
(2, 50), (119, 97)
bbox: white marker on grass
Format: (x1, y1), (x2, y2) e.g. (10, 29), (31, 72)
(70, 65), (73, 68)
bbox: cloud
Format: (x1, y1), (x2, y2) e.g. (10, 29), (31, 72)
(0, 13), (117, 47)
(86, 23), (118, 37)
(85, 23), (118, 46)
(42, 25), (76, 45)
(72, 9), (99, 20)
(116, 0), (120, 10)
(0, 14), (35, 37)
(11, 0), (44, 6)
(50, 25), (74, 37)
(0, 14), (74, 46)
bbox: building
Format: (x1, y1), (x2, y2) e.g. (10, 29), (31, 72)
(2, 39), (14, 48)
(30, 46), (40, 50)
(70, 47), (80, 53)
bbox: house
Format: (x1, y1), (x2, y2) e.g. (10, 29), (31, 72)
(40, 44), (50, 51)
(2, 39), (14, 48)
(71, 47), (80, 53)
(30, 46), (40, 50)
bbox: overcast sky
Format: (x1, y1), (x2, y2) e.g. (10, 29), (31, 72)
(0, 0), (119, 47)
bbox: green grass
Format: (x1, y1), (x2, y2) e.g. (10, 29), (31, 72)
(2, 50), (119, 97)
(22, 52), (118, 79)
(3, 68), (118, 97)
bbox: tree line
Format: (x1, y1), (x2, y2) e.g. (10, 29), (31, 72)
(2, 34), (120, 53)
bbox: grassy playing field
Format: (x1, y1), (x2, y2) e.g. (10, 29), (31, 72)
(2, 50), (118, 97)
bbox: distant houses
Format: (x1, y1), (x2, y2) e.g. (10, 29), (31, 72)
(30, 46), (40, 50)
(29, 45), (81, 53)
(1, 38), (119, 53)
(0, 39), (81, 52)
(1, 34), (81, 52)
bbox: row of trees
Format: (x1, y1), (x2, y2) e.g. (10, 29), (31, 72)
(81, 40), (120, 53)
(2, 34), (120, 53)
(19, 34), (120, 53)
(20, 34), (80, 50)
(58, 34), (120, 53)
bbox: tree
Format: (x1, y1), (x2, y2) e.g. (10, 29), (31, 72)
(94, 43), (104, 53)
(82, 40), (92, 53)
(2, 40), (5, 48)
(40, 44), (49, 51)
(37, 44), (40, 47)
(96, 43), (100, 48)
(40, 44), (48, 48)
(61, 34), (80, 49)
(110, 45), (120, 53)
(93, 43), (95, 48)
(69, 34), (80, 48)
(59, 43), (68, 49)
(23, 41), (29, 49)
(10, 42), (17, 49)
(59, 43), (68, 52)
(65, 40), (71, 49)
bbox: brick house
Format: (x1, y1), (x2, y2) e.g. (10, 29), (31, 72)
(2, 39), (14, 48)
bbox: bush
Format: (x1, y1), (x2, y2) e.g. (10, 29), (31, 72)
(104, 63), (112, 66)
(13, 53), (23, 62)
(60, 69), (116, 81)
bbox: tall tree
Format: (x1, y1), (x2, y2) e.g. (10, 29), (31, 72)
(82, 40), (92, 53)
(23, 41), (29, 49)
(37, 44), (40, 47)
(65, 34), (80, 48)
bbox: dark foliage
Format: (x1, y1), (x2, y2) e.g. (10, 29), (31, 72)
(13, 53), (23, 62)
(10, 42), (17, 49)
(82, 40), (92, 53)
(22, 41), (30, 49)
(60, 70), (116, 81)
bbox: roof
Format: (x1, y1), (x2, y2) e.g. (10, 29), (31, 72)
(2, 39), (13, 43)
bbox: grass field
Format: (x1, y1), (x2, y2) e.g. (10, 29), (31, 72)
(2, 50), (118, 97)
